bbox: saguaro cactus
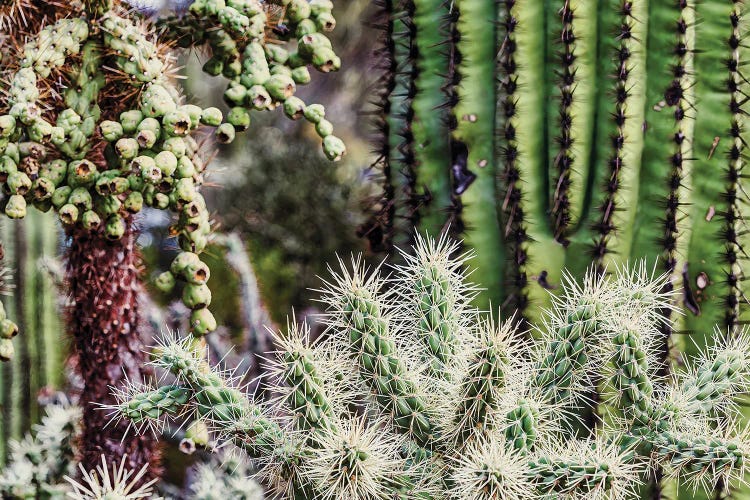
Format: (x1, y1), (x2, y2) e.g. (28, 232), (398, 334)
(0, 212), (61, 464)
(0, 0), (343, 478)
(362, 0), (750, 347)
(115, 235), (750, 499)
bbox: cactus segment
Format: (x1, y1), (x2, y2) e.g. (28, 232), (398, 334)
(683, 1), (736, 341)
(548, 0), (598, 245)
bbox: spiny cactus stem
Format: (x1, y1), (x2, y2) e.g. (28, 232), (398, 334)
(388, 0), (420, 248)
(451, 0), (504, 307)
(723, 0), (745, 329)
(411, 0), (453, 235)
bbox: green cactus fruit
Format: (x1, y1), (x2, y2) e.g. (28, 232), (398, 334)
(216, 123), (236, 144)
(182, 283), (212, 310)
(0, 339), (13, 362)
(190, 308), (217, 336)
(283, 97), (306, 120)
(303, 104), (325, 124)
(315, 119), (333, 138)
(154, 271), (176, 293)
(104, 215), (126, 240)
(58, 203), (79, 225)
(0, 318), (18, 339)
(227, 107), (251, 131)
(119, 110), (144, 134)
(81, 210), (102, 230)
(322, 135), (345, 161)
(199, 107), (223, 127)
(99, 120), (124, 142)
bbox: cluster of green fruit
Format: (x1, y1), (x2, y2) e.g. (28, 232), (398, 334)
(162, 0), (345, 160)
(0, 0), (344, 342)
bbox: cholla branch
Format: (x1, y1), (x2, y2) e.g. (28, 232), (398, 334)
(114, 234), (750, 498)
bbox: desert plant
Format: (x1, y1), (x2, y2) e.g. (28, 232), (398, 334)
(361, 0), (750, 343)
(0, 212), (63, 464)
(0, 0), (344, 478)
(114, 235), (750, 499)
(0, 400), (81, 499)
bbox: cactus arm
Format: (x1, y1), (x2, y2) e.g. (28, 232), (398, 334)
(452, 0), (504, 308)
(528, 439), (639, 498)
(395, 236), (473, 379)
(548, 0), (598, 244)
(321, 263), (438, 447)
(451, 318), (515, 446)
(412, 0), (453, 235)
(511, 0), (566, 322)
(652, 430), (750, 490)
(271, 324), (338, 433)
(608, 326), (655, 426)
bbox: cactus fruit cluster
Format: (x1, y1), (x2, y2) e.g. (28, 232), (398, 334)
(0, 0), (343, 343)
(362, 0), (750, 342)
(115, 235), (750, 498)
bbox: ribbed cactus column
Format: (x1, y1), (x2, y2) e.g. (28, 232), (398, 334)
(0, 212), (61, 465)
(65, 219), (159, 478)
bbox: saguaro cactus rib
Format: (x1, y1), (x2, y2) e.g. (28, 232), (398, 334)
(511, 0), (567, 324)
(684, 1), (737, 341)
(451, 0), (504, 306)
(548, 0), (598, 245)
(411, 0), (453, 237)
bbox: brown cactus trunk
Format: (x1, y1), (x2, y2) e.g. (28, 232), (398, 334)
(65, 217), (160, 479)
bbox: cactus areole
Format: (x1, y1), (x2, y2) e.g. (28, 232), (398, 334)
(0, 0), (343, 478)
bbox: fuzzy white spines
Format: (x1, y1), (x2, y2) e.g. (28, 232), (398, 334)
(450, 431), (536, 500)
(114, 237), (750, 498)
(318, 256), (439, 447)
(393, 233), (478, 380)
(64, 455), (157, 500)
(0, 402), (81, 498)
(302, 417), (406, 500)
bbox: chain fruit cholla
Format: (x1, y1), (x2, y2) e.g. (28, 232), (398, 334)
(0, 0), (344, 479)
(115, 235), (750, 499)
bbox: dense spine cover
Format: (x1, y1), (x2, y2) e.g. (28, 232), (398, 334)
(118, 234), (750, 499)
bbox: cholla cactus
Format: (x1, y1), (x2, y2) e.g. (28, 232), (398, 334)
(0, 402), (81, 498)
(0, 0), (343, 477)
(114, 235), (750, 498)
(64, 455), (158, 500)
(187, 451), (264, 500)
